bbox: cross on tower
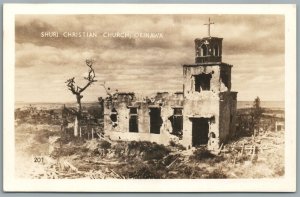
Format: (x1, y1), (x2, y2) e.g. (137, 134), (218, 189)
(204, 18), (214, 37)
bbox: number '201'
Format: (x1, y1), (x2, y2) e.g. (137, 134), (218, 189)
(34, 157), (44, 163)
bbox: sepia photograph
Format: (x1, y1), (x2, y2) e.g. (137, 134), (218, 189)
(3, 4), (296, 192)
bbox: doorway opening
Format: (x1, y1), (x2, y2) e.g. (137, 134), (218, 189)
(191, 118), (210, 146)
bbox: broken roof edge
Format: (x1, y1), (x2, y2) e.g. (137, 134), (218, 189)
(108, 91), (184, 102)
(138, 91), (183, 97)
(194, 37), (223, 41)
(187, 114), (215, 118)
(182, 62), (233, 67)
(156, 91), (183, 94)
(219, 91), (238, 98)
(219, 91), (238, 94)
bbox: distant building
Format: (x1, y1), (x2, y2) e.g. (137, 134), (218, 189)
(103, 22), (238, 150)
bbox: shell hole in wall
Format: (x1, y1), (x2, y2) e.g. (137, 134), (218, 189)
(110, 108), (118, 127)
(210, 132), (216, 138)
(168, 108), (183, 139)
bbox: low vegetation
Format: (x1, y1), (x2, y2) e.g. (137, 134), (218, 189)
(15, 101), (285, 179)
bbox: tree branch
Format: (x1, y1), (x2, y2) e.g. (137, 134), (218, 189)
(79, 61), (97, 93)
(65, 77), (77, 95)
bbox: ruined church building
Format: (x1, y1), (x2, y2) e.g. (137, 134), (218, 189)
(104, 19), (237, 150)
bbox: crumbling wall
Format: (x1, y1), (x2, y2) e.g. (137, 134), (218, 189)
(220, 65), (232, 91)
(104, 93), (135, 134)
(229, 92), (237, 136)
(104, 91), (184, 144)
(155, 92), (184, 137)
(219, 92), (237, 143)
(181, 64), (232, 150)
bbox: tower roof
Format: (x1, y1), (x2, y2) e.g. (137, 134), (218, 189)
(195, 37), (223, 41)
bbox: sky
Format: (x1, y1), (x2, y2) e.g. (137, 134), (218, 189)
(15, 14), (285, 103)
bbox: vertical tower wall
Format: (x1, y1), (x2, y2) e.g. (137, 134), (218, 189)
(182, 65), (224, 149)
(219, 92), (238, 144)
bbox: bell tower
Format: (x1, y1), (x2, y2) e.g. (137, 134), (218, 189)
(195, 37), (223, 63)
(181, 18), (238, 150)
(195, 18), (223, 64)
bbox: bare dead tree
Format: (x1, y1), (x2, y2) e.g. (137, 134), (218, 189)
(65, 59), (97, 136)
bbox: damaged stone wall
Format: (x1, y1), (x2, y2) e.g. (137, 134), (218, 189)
(104, 91), (184, 145)
(181, 63), (235, 150)
(182, 64), (222, 149)
(183, 63), (232, 98)
(219, 92), (238, 144)
(220, 65), (232, 91)
(183, 65), (221, 98)
(182, 99), (220, 150)
(104, 92), (135, 133)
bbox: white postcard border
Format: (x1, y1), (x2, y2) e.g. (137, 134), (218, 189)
(3, 4), (296, 192)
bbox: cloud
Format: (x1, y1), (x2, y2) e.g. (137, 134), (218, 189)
(16, 14), (284, 54)
(15, 14), (285, 102)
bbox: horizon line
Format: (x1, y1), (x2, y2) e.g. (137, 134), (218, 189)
(15, 100), (285, 104)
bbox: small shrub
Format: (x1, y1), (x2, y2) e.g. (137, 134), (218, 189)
(143, 143), (170, 161)
(112, 142), (128, 158)
(169, 164), (206, 179)
(125, 141), (171, 160)
(99, 141), (111, 149)
(169, 140), (187, 151)
(206, 168), (227, 179)
(116, 161), (161, 179)
(163, 154), (179, 166)
(81, 147), (89, 153)
(91, 148), (100, 156)
(190, 147), (216, 161)
(51, 146), (77, 158)
(169, 140), (176, 147)
(57, 128), (79, 144)
(111, 141), (170, 161)
(128, 165), (160, 179)
(207, 155), (225, 165)
(236, 154), (249, 164)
